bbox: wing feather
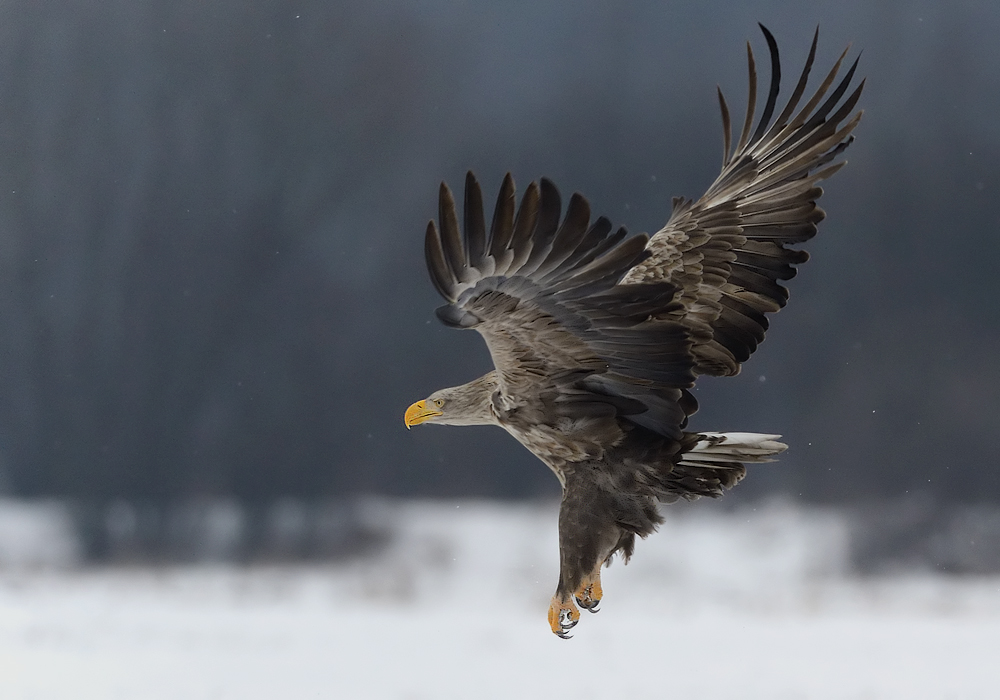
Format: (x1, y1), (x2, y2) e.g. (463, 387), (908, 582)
(463, 171), (492, 277)
(488, 173), (517, 274)
(717, 88), (732, 168)
(733, 41), (757, 158)
(622, 25), (863, 376)
(425, 220), (457, 301)
(506, 181), (540, 272)
(749, 24), (781, 146)
(438, 182), (471, 287)
(767, 28), (818, 138)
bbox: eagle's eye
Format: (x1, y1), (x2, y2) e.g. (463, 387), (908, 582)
(433, 399), (445, 408)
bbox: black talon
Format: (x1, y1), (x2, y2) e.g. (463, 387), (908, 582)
(557, 631), (573, 640)
(586, 603), (600, 614)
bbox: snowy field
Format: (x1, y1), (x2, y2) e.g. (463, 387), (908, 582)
(0, 499), (998, 699)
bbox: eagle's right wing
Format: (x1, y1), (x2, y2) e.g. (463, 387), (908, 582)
(623, 26), (864, 376)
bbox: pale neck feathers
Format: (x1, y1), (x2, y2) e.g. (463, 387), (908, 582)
(433, 371), (499, 426)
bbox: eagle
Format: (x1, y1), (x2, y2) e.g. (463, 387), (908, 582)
(404, 26), (862, 638)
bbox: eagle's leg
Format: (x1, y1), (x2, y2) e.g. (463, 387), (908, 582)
(548, 465), (621, 638)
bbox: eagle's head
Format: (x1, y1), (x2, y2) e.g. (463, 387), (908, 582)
(404, 375), (499, 428)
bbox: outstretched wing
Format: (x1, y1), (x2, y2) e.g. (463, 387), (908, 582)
(623, 25), (864, 376)
(426, 172), (697, 440)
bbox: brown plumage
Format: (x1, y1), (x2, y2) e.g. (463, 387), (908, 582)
(405, 25), (863, 638)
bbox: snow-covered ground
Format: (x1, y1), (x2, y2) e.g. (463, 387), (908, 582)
(0, 499), (998, 699)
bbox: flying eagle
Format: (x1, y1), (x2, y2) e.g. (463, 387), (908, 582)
(405, 26), (862, 638)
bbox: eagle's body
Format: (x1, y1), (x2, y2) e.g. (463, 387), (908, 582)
(405, 26), (863, 638)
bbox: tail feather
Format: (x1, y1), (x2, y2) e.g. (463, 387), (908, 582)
(677, 431), (788, 467)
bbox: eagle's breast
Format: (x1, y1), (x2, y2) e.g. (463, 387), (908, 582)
(496, 402), (627, 487)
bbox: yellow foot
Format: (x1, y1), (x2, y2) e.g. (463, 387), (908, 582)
(548, 596), (581, 639)
(574, 575), (603, 613)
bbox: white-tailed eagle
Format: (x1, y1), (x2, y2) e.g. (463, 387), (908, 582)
(405, 25), (863, 638)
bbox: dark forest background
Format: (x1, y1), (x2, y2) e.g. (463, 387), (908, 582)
(0, 0), (997, 530)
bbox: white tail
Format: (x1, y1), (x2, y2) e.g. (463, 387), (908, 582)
(678, 432), (788, 467)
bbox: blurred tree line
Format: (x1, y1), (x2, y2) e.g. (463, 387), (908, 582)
(0, 0), (997, 511)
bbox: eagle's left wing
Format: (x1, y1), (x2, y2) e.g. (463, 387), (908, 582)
(623, 26), (864, 376)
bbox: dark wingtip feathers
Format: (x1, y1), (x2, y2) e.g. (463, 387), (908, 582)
(693, 27), (863, 377)
(463, 171), (488, 273)
(718, 86), (732, 166)
(720, 25), (863, 172)
(438, 181), (469, 286)
(488, 173), (517, 272)
(425, 219), (457, 302)
(427, 173), (649, 307)
(750, 24), (781, 145)
(734, 40), (757, 157)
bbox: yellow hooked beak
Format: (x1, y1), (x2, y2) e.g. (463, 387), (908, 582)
(404, 400), (442, 429)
